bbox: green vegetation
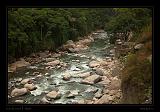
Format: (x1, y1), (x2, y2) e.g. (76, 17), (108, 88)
(8, 8), (114, 63)
(121, 25), (152, 104)
(104, 8), (152, 44)
(104, 8), (152, 104)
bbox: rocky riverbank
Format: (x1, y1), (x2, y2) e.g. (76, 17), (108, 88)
(8, 30), (123, 104)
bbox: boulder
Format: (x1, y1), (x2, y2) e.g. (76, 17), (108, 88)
(94, 89), (103, 98)
(134, 43), (144, 50)
(9, 59), (30, 72)
(45, 60), (60, 66)
(78, 72), (91, 78)
(63, 72), (71, 81)
(95, 68), (105, 76)
(81, 75), (101, 84)
(94, 94), (113, 104)
(21, 78), (30, 85)
(89, 61), (100, 68)
(46, 91), (61, 99)
(15, 100), (24, 103)
(24, 83), (37, 91)
(11, 88), (28, 97)
(67, 90), (79, 98)
(98, 79), (111, 86)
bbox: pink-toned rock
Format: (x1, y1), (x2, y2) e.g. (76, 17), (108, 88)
(11, 88), (28, 97)
(8, 58), (30, 72)
(45, 60), (60, 66)
(24, 83), (37, 91)
(81, 75), (101, 84)
(46, 91), (61, 99)
(21, 78), (31, 85)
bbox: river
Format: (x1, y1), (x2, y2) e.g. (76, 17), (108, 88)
(8, 31), (121, 104)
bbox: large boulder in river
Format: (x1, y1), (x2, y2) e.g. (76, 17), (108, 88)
(45, 60), (60, 66)
(81, 75), (101, 84)
(11, 88), (28, 97)
(46, 91), (61, 99)
(89, 61), (100, 68)
(24, 83), (37, 91)
(8, 58), (30, 72)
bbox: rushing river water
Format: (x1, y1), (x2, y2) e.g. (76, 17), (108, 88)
(8, 31), (115, 104)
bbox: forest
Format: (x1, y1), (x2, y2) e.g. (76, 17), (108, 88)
(8, 8), (152, 104)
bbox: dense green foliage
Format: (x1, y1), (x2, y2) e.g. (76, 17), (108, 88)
(104, 8), (152, 44)
(8, 8), (114, 62)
